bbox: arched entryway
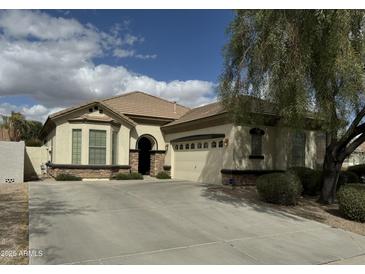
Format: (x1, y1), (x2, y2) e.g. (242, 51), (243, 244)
(137, 136), (153, 175)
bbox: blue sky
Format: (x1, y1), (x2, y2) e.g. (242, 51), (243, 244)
(0, 10), (234, 121)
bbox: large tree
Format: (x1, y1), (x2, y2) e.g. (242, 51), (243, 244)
(220, 10), (365, 203)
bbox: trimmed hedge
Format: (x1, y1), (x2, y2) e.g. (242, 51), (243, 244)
(288, 167), (322, 196)
(347, 165), (365, 181)
(337, 171), (360, 190)
(337, 184), (365, 222)
(156, 171), (171, 179)
(256, 171), (303, 205)
(113, 172), (143, 180)
(55, 173), (82, 181)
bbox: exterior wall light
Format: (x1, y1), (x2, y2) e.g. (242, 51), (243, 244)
(224, 138), (229, 147)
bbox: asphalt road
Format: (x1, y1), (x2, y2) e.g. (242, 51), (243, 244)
(29, 180), (365, 264)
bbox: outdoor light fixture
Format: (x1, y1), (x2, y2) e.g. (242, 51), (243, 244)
(224, 138), (229, 147)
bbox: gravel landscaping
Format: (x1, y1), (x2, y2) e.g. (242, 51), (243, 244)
(205, 185), (365, 236)
(0, 183), (29, 264)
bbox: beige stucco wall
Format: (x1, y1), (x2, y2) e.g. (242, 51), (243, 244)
(24, 146), (48, 179)
(0, 141), (24, 183)
(44, 106), (132, 165)
(164, 123), (325, 183)
(130, 124), (166, 150)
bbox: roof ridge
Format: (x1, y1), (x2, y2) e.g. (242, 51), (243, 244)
(102, 90), (190, 110)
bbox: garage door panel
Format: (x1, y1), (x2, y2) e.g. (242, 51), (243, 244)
(173, 149), (223, 183)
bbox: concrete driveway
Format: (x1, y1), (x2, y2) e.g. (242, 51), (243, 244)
(29, 180), (365, 265)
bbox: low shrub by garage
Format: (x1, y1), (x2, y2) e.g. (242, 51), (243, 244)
(256, 171), (302, 206)
(347, 164), (365, 181)
(156, 171), (171, 179)
(288, 166), (322, 196)
(113, 172), (143, 180)
(337, 184), (365, 222)
(337, 171), (360, 191)
(55, 173), (82, 181)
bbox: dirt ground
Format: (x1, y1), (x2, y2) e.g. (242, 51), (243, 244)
(0, 183), (29, 264)
(207, 185), (365, 236)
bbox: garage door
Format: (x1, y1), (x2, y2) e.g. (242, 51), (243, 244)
(173, 140), (224, 183)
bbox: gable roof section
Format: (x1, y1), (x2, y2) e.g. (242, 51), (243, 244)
(102, 91), (190, 120)
(49, 100), (136, 126)
(162, 101), (227, 128)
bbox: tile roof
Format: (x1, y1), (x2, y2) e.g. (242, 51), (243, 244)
(102, 91), (190, 119)
(162, 101), (227, 127)
(49, 91), (190, 121)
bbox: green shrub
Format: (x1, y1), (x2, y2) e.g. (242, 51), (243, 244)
(288, 167), (322, 196)
(256, 171), (303, 205)
(130, 172), (143, 179)
(337, 171), (360, 190)
(113, 172), (143, 180)
(337, 184), (365, 222)
(156, 171), (171, 179)
(347, 164), (365, 180)
(55, 173), (82, 181)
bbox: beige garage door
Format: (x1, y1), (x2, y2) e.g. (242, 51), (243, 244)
(173, 142), (224, 183)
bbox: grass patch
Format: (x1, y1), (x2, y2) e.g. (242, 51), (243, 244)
(0, 183), (29, 264)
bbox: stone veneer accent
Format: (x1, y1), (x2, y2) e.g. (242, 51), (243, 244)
(150, 151), (166, 176)
(221, 169), (285, 186)
(129, 150), (139, 172)
(47, 164), (130, 179)
(221, 173), (257, 186)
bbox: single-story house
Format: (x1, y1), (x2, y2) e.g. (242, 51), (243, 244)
(40, 91), (327, 184)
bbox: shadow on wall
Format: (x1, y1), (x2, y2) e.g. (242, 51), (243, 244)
(198, 126), (276, 184)
(24, 150), (37, 181)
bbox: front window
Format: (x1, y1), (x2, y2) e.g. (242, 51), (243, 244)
(89, 130), (107, 165)
(72, 129), (82, 164)
(250, 128), (265, 156)
(291, 131), (306, 167)
(112, 131), (118, 165)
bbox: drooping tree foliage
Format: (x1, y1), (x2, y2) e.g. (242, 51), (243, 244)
(220, 10), (365, 203)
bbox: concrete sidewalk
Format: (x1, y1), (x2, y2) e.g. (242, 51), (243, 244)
(29, 180), (365, 264)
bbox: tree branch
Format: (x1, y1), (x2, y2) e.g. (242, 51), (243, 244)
(338, 105), (365, 145)
(343, 132), (365, 159)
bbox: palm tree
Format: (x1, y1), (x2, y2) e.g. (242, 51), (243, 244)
(0, 112), (28, 141)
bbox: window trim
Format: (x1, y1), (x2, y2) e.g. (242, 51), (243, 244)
(89, 129), (107, 165)
(71, 129), (82, 164)
(249, 127), (265, 159)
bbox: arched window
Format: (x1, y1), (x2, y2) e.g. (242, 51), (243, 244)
(179, 144), (184, 150)
(191, 143), (195, 149)
(175, 145), (179, 150)
(249, 128), (265, 157)
(197, 143), (202, 149)
(185, 144), (190, 150)
(203, 142), (208, 149)
(218, 140), (223, 148)
(211, 141), (217, 148)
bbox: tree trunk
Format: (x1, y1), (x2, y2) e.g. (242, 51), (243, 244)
(320, 147), (342, 204)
